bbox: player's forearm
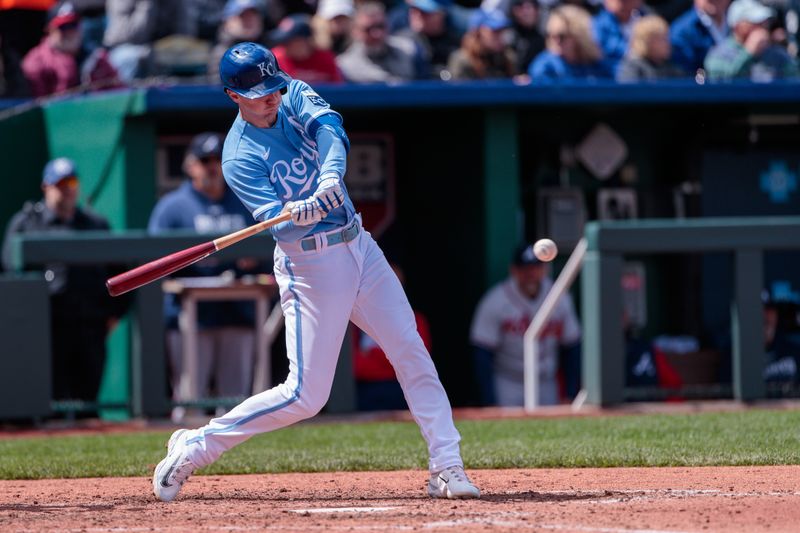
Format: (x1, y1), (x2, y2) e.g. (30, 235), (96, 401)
(315, 126), (347, 186)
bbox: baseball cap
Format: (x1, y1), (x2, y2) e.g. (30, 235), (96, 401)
(469, 9), (512, 31)
(512, 244), (542, 266)
(317, 0), (355, 20)
(47, 2), (80, 30)
(408, 0), (446, 14)
(727, 0), (774, 26)
(187, 133), (224, 159)
(270, 14), (313, 45)
(223, 0), (266, 20)
(42, 157), (78, 186)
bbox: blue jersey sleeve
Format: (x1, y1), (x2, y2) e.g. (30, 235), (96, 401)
(287, 80), (341, 134)
(313, 117), (348, 185)
(287, 80), (349, 186)
(222, 156), (280, 222)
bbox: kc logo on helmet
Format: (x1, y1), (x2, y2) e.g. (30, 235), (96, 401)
(258, 61), (276, 77)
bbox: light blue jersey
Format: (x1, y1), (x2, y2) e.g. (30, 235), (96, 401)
(221, 79), (355, 243)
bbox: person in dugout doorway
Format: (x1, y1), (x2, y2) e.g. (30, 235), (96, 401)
(1, 157), (129, 412)
(470, 244), (582, 406)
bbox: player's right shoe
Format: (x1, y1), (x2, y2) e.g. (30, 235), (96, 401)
(153, 429), (197, 502)
(427, 465), (481, 499)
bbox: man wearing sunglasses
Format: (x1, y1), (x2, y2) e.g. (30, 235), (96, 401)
(153, 41), (480, 503)
(336, 1), (425, 82)
(148, 132), (264, 423)
(2, 158), (128, 413)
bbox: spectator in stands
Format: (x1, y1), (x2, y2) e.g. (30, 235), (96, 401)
(70, 0), (107, 55)
(352, 263), (431, 411)
(617, 15), (686, 80)
(447, 9), (517, 79)
(398, 0), (472, 35)
(593, 0), (648, 72)
(22, 2), (121, 97)
(670, 0), (731, 76)
(532, 0), (605, 30)
(148, 133), (263, 422)
(508, 0), (546, 76)
(270, 14), (344, 83)
(186, 0), (230, 42)
(395, 0), (462, 80)
(470, 244), (582, 407)
(208, 0), (269, 82)
(0, 0), (54, 97)
(337, 2), (424, 82)
(528, 5), (613, 81)
(1, 158), (128, 410)
(103, 0), (192, 81)
(312, 0), (354, 55)
(704, 0), (798, 80)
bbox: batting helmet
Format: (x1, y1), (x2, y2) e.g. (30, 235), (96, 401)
(219, 42), (291, 99)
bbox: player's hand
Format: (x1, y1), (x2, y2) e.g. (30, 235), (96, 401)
(286, 199), (324, 226)
(313, 179), (344, 214)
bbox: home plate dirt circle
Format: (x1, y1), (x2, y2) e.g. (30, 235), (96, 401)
(1, 467), (799, 532)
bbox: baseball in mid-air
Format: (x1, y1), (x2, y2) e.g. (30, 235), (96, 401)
(533, 239), (558, 262)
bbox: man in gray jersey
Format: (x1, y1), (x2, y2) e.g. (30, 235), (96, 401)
(470, 244), (581, 406)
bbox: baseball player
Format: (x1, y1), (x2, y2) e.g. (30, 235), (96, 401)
(153, 42), (480, 501)
(470, 245), (581, 406)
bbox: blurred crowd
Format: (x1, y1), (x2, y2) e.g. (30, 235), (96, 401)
(1, 0), (799, 98)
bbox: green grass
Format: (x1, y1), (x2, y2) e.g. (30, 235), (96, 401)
(1, 410), (799, 479)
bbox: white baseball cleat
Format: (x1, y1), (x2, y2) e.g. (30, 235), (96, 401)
(427, 465), (481, 499)
(153, 429), (197, 502)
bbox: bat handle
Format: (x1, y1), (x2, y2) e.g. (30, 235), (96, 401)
(214, 211), (292, 250)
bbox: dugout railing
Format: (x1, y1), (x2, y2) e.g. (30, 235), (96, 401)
(581, 216), (800, 407)
(5, 231), (357, 420)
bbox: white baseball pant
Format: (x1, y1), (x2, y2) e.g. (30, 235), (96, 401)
(182, 220), (464, 473)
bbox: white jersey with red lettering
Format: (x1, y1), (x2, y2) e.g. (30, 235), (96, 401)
(470, 277), (581, 406)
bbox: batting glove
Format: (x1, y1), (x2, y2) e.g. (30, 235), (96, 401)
(286, 198), (324, 226)
(313, 179), (344, 214)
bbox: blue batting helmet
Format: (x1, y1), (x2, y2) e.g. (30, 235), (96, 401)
(219, 42), (291, 99)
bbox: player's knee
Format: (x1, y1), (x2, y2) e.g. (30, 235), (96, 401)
(295, 389), (330, 418)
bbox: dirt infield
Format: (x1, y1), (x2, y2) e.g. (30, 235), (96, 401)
(1, 466), (798, 532)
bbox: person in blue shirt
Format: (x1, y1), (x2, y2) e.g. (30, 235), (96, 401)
(148, 132), (264, 422)
(152, 42), (480, 503)
(592, 0), (648, 73)
(529, 5), (614, 81)
(670, 0), (731, 75)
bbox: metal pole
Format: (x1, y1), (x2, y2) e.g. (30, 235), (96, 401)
(524, 238), (588, 412)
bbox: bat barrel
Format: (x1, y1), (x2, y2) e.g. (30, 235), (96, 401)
(106, 241), (217, 296)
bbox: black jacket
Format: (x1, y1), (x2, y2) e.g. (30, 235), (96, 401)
(2, 201), (128, 323)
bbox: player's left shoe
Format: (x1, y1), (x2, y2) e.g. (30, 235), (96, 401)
(427, 465), (481, 499)
(153, 429), (197, 502)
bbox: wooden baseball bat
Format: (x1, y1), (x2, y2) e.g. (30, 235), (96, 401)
(106, 211), (291, 297)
